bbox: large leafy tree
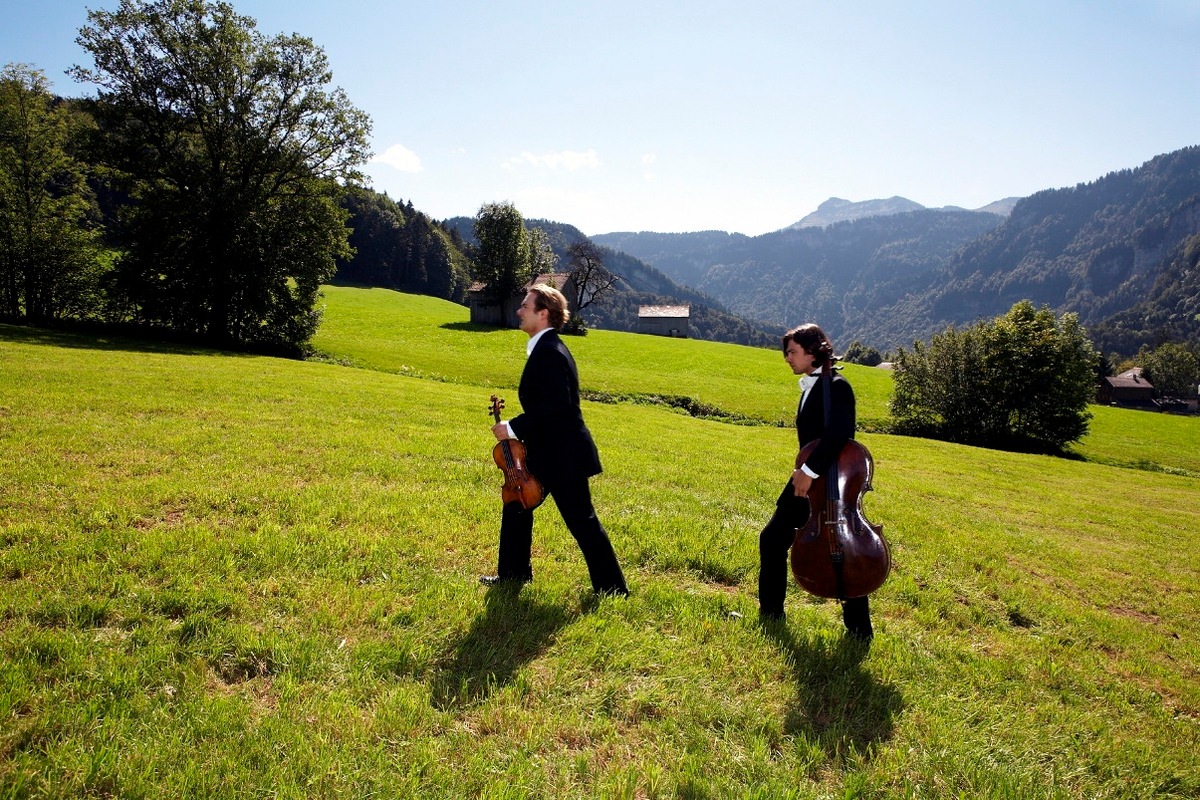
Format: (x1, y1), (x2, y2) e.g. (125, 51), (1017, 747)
(891, 300), (1098, 452)
(471, 201), (553, 307)
(1139, 341), (1200, 401)
(72, 0), (371, 350)
(0, 63), (102, 322)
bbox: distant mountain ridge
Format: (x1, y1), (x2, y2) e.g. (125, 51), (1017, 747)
(789, 196), (925, 228)
(787, 195), (1021, 229)
(592, 146), (1200, 354)
(597, 209), (1007, 349)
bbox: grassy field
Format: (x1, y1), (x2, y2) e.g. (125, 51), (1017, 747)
(310, 285), (898, 430)
(1, 287), (1198, 798)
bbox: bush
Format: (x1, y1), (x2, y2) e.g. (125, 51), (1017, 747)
(890, 301), (1099, 452)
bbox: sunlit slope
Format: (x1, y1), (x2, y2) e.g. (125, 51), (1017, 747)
(312, 284), (895, 428)
(1, 319), (1198, 797)
(313, 285), (1200, 474)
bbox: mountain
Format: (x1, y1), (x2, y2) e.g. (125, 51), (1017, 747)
(925, 147), (1200, 351)
(788, 196), (925, 228)
(593, 147), (1200, 354)
(594, 208), (1007, 349)
(784, 195), (1021, 230)
(973, 197), (1022, 217)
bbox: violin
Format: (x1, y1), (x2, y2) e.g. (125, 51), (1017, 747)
(790, 438), (890, 599)
(488, 395), (545, 510)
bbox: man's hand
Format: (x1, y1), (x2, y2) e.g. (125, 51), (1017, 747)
(491, 422), (513, 441)
(792, 468), (813, 497)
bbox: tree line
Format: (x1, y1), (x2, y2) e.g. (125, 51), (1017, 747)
(334, 189), (474, 303)
(2, 0), (370, 354)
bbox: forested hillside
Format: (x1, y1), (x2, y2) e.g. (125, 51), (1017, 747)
(333, 188), (474, 303)
(933, 146), (1200, 351)
(1088, 231), (1200, 353)
(598, 210), (1005, 351)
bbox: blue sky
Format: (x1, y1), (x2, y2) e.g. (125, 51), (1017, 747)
(5, 0), (1200, 235)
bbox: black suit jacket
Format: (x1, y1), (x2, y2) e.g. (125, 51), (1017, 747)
(509, 329), (601, 482)
(794, 370), (856, 477)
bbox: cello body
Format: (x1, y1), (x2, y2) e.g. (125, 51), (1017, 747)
(790, 438), (890, 599)
(489, 395), (545, 510)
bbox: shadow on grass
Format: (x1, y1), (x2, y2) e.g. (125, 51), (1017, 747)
(0, 322), (256, 358)
(430, 583), (573, 710)
(760, 620), (902, 760)
(439, 321), (512, 333)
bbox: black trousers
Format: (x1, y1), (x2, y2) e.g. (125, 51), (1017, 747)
(759, 481), (871, 633)
(497, 471), (627, 595)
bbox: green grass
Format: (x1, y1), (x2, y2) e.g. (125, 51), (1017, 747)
(312, 284), (897, 429)
(1073, 404), (1200, 475)
(2, 288), (1198, 798)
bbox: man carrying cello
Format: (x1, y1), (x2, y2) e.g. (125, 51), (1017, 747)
(758, 323), (874, 640)
(485, 284), (629, 597)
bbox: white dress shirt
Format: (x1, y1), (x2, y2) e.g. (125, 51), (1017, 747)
(798, 368), (823, 478)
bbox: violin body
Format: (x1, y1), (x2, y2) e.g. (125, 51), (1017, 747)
(492, 438), (545, 510)
(488, 395), (545, 510)
(790, 438), (889, 599)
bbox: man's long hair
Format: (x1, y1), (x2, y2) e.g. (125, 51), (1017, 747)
(782, 323), (836, 369)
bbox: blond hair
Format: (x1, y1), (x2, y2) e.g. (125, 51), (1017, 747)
(528, 284), (571, 330)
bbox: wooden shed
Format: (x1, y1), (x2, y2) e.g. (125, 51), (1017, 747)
(1097, 368), (1155, 407)
(637, 305), (690, 338)
(467, 273), (577, 328)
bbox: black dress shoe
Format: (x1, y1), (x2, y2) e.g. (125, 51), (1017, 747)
(846, 625), (874, 642)
(841, 597), (872, 640)
(479, 575), (530, 586)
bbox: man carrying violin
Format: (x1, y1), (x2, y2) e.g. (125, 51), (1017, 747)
(758, 323), (873, 640)
(485, 284), (629, 597)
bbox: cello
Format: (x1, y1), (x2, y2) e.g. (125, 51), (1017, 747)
(488, 395), (545, 510)
(790, 374), (890, 599)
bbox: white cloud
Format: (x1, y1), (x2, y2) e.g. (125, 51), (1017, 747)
(641, 152), (657, 165)
(502, 148), (600, 171)
(372, 143), (423, 173)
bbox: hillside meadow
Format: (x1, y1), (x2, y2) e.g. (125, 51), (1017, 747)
(1, 286), (1198, 798)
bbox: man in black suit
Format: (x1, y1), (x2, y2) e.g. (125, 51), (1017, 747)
(484, 284), (629, 596)
(757, 323), (873, 640)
